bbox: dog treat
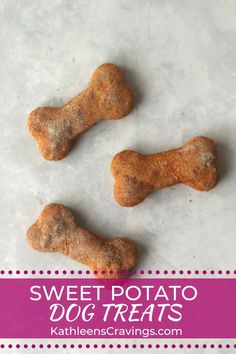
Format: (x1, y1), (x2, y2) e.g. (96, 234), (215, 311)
(111, 136), (219, 207)
(28, 64), (134, 160)
(26, 204), (138, 277)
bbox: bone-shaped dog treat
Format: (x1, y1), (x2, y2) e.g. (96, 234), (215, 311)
(28, 64), (134, 160)
(111, 136), (219, 207)
(26, 204), (138, 277)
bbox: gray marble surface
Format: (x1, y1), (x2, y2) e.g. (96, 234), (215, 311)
(0, 0), (236, 352)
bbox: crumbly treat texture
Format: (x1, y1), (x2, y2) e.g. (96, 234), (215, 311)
(111, 136), (219, 207)
(28, 64), (134, 160)
(26, 204), (138, 277)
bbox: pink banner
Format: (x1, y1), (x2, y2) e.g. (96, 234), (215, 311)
(0, 278), (235, 339)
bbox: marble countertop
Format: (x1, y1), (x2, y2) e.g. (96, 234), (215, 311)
(0, 0), (236, 352)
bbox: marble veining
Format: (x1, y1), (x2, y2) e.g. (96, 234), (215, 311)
(0, 0), (236, 352)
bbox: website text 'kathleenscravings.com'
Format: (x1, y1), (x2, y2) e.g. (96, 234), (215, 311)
(50, 326), (183, 338)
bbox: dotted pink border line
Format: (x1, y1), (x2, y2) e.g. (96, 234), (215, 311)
(1, 270), (235, 350)
(0, 269), (235, 276)
(0, 343), (236, 349)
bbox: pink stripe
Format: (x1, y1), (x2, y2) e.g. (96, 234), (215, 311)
(0, 278), (236, 339)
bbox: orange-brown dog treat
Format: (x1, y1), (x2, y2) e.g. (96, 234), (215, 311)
(111, 136), (219, 207)
(26, 204), (138, 277)
(28, 64), (134, 160)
